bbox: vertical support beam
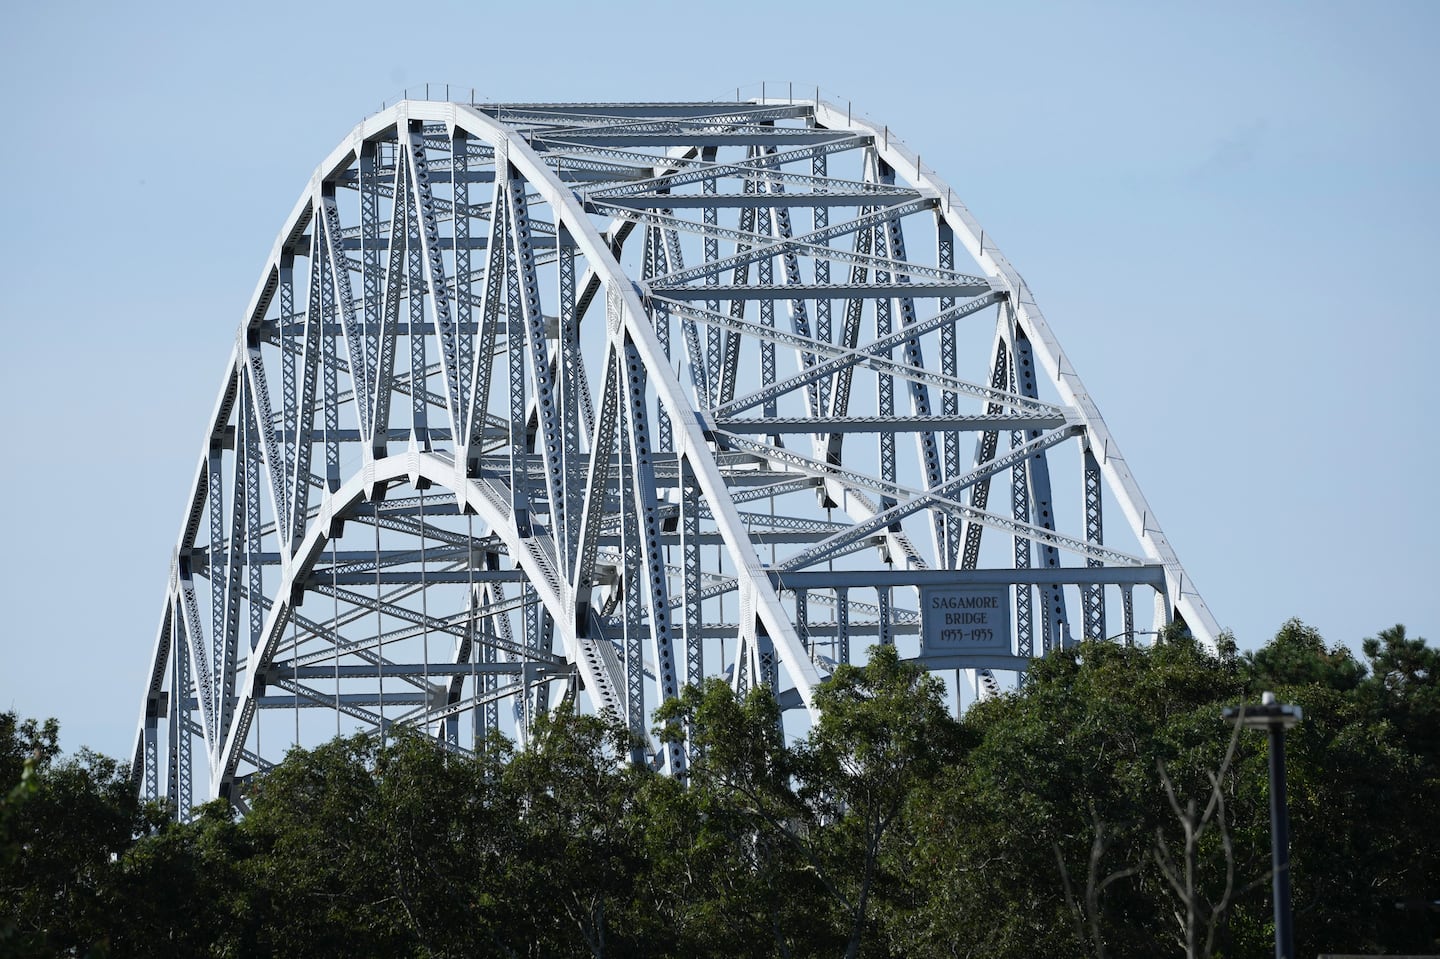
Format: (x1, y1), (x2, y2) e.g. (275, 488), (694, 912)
(243, 390), (264, 668)
(170, 592), (193, 821)
(506, 168), (565, 542)
(371, 146), (409, 458)
(871, 161), (896, 514)
(937, 216), (960, 564)
(536, 610), (554, 716)
(520, 583), (542, 729)
(494, 582), (516, 743)
(665, 220), (707, 415)
(732, 635), (751, 697)
(462, 180), (507, 473)
(360, 138), (383, 446)
(616, 409), (647, 764)
(1121, 584), (1135, 645)
(570, 291), (624, 627)
(218, 378), (248, 744)
(142, 706), (158, 804)
(320, 185), (370, 439)
(452, 130), (473, 428)
(557, 226), (583, 574)
(244, 323), (285, 540)
(794, 588), (810, 658)
(505, 225), (530, 537)
(206, 439), (224, 739)
(878, 193), (942, 550)
(824, 186), (874, 474)
(1010, 366), (1034, 658)
(755, 200), (778, 421)
(406, 156), (430, 450)
(732, 579), (754, 697)
(1082, 446), (1106, 641)
(161, 612), (177, 810)
(1153, 586), (1172, 637)
(482, 616), (499, 739)
(406, 122), (463, 438)
(876, 586), (892, 646)
(756, 625), (778, 692)
(701, 149), (722, 407)
(758, 150), (819, 420)
(1012, 327), (1069, 649)
(620, 336), (683, 772)
(679, 455), (704, 689)
(715, 191), (755, 407)
(960, 333), (1010, 569)
(278, 253), (297, 532)
(812, 149), (832, 416)
(656, 206), (698, 450)
(467, 584), (481, 749)
(319, 226), (343, 491)
(176, 572), (216, 780)
(165, 600), (180, 808)
(645, 215), (675, 453)
(373, 507), (386, 748)
(481, 551), (505, 739)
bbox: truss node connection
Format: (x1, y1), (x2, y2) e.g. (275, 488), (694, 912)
(132, 97), (1218, 813)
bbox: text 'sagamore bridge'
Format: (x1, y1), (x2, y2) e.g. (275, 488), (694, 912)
(131, 96), (1218, 814)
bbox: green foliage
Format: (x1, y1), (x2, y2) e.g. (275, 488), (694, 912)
(897, 637), (1266, 958)
(804, 645), (969, 957)
(1363, 624), (1440, 759)
(1, 712), (162, 957)
(2, 619), (1437, 957)
(1245, 618), (1367, 692)
(656, 679), (838, 956)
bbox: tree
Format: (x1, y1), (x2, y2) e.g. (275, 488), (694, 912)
(655, 679), (835, 957)
(501, 706), (654, 957)
(0, 711), (161, 957)
(911, 621), (1439, 959)
(3, 618), (1437, 957)
(803, 644), (969, 958)
(898, 636), (1271, 959)
(1362, 624), (1439, 757)
(1148, 723), (1250, 959)
(1244, 618), (1366, 693)
(104, 799), (252, 958)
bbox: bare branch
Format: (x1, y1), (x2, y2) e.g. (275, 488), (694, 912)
(1054, 841), (1091, 958)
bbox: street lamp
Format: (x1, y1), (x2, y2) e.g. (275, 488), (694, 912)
(1223, 691), (1303, 959)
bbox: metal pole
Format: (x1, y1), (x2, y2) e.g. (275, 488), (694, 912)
(1269, 722), (1295, 959)
(1222, 693), (1302, 959)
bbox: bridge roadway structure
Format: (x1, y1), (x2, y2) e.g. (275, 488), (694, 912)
(130, 96), (1219, 814)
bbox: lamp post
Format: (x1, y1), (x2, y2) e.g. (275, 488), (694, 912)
(1222, 691), (1303, 959)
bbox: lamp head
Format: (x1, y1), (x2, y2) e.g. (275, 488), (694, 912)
(1222, 692), (1303, 730)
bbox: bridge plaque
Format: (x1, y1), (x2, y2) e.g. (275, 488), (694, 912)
(919, 585), (1015, 666)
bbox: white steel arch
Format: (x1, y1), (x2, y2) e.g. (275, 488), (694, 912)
(131, 97), (1218, 812)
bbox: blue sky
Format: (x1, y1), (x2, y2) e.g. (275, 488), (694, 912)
(1, 0), (1435, 760)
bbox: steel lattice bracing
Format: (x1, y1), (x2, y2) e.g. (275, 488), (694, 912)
(130, 98), (1219, 811)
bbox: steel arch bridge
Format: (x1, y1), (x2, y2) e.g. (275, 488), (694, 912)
(131, 96), (1218, 812)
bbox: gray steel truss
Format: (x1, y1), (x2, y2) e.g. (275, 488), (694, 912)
(131, 97), (1219, 812)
